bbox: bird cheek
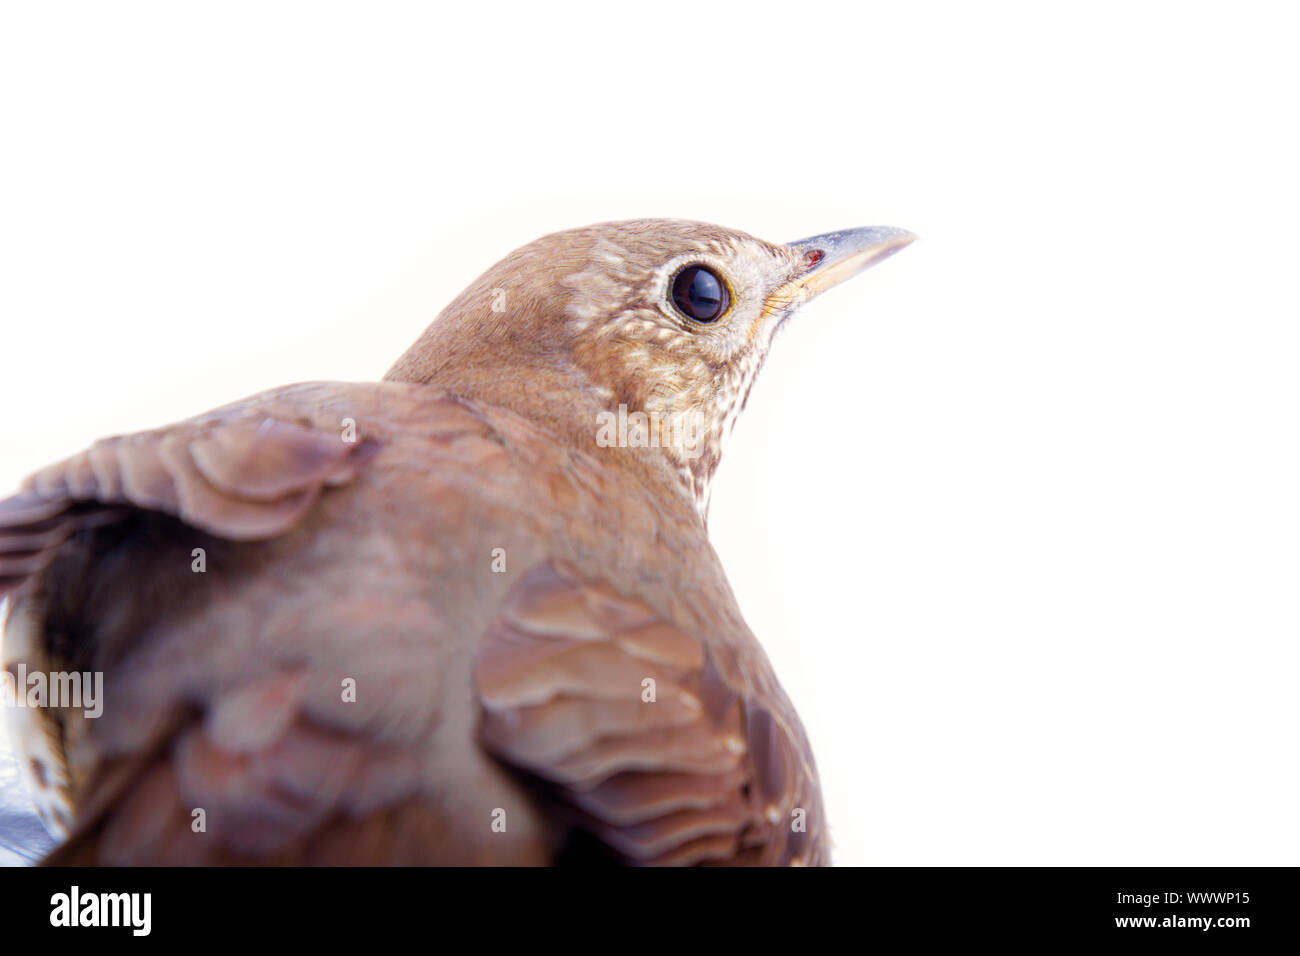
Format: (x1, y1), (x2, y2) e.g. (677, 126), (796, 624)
(692, 337), (737, 374)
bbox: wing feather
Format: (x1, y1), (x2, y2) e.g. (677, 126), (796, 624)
(474, 560), (827, 865)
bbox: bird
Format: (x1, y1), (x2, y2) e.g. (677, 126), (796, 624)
(0, 218), (913, 865)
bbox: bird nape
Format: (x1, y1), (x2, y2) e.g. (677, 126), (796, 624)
(0, 218), (913, 866)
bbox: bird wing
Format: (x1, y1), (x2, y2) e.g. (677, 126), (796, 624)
(474, 559), (827, 865)
(0, 382), (541, 863)
(0, 387), (379, 590)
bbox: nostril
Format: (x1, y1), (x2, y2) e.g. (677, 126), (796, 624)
(803, 249), (825, 269)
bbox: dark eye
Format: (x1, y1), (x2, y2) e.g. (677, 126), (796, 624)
(670, 265), (729, 323)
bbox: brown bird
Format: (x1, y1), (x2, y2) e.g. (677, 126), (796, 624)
(0, 219), (913, 865)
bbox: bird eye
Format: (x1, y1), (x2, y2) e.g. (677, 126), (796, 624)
(670, 265), (729, 323)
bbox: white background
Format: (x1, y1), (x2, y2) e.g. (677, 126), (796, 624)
(1, 1), (1297, 865)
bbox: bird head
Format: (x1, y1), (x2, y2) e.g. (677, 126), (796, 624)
(387, 219), (914, 518)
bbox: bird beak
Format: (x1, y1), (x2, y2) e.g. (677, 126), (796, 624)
(781, 226), (917, 303)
